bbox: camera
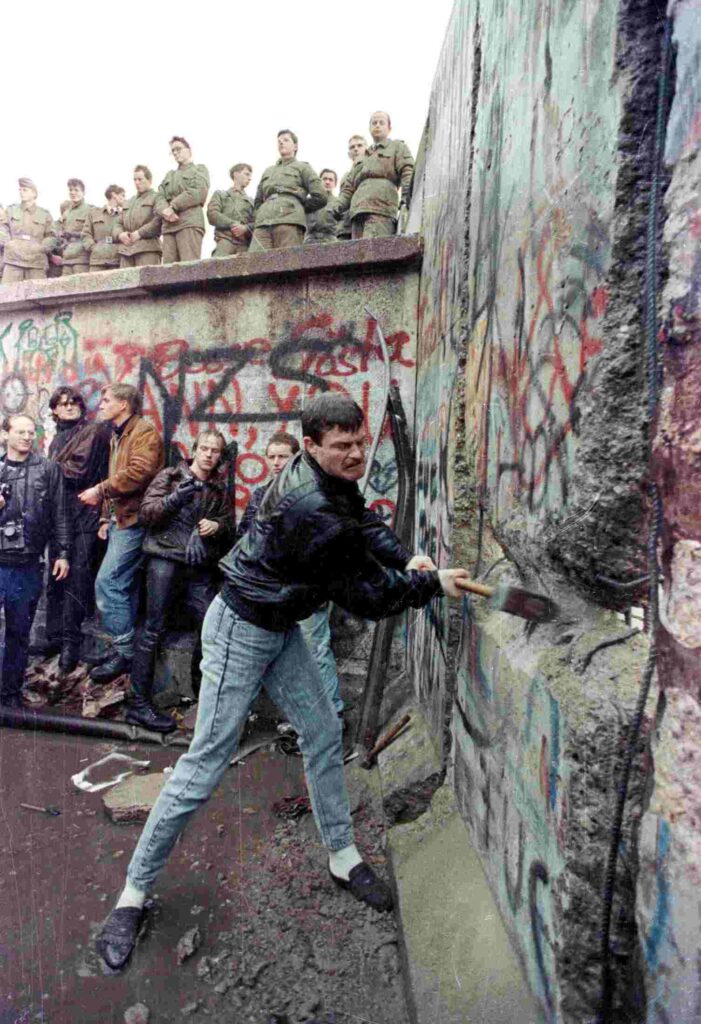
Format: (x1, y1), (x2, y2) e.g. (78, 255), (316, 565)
(0, 482), (11, 501)
(0, 519), (25, 552)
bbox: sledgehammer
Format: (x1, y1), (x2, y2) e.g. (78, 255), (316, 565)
(455, 578), (557, 622)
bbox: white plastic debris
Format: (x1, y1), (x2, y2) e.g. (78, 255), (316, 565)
(71, 752), (151, 793)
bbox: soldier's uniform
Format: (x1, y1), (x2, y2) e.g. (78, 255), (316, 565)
(336, 171), (353, 241)
(155, 163), (209, 263)
(207, 189), (254, 257)
(0, 203), (56, 284)
(335, 139), (414, 239)
(117, 190), (162, 268)
(253, 159), (327, 250)
(57, 201), (92, 276)
(82, 206), (122, 271)
(305, 200), (338, 245)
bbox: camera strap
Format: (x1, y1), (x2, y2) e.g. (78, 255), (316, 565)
(0, 458), (30, 518)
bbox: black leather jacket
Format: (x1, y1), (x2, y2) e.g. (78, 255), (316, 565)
(0, 453), (70, 561)
(220, 451), (442, 631)
(140, 460), (234, 564)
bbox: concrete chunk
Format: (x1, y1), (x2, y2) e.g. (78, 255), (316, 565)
(102, 772), (167, 824)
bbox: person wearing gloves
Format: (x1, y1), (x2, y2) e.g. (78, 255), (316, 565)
(127, 431), (233, 733)
(251, 129), (327, 250)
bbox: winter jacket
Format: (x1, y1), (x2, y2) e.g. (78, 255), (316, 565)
(49, 418), (111, 534)
(97, 415), (164, 529)
(0, 453), (70, 562)
(140, 460), (234, 563)
(235, 482), (267, 542)
(220, 451), (441, 631)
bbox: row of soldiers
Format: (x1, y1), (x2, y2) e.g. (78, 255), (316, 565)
(0, 111), (414, 284)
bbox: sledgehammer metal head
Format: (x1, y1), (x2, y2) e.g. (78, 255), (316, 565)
(455, 578), (557, 622)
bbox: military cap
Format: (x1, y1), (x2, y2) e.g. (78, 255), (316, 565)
(18, 177), (37, 190)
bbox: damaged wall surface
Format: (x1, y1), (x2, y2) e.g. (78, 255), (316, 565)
(410, 0), (677, 1022)
(639, 2), (701, 1021)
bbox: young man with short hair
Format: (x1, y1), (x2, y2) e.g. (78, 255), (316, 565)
(156, 136), (210, 263)
(128, 431), (234, 732)
(252, 130), (327, 250)
(52, 179), (92, 276)
(117, 166), (163, 268)
(78, 384), (164, 683)
(82, 185), (127, 272)
(96, 394), (467, 970)
(0, 414), (70, 706)
(305, 168), (339, 245)
(207, 163), (254, 257)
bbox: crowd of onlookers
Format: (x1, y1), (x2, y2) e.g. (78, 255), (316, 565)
(0, 385), (342, 737)
(0, 111), (414, 284)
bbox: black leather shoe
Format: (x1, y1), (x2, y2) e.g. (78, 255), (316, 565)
(125, 701), (177, 734)
(329, 862), (394, 912)
(90, 652), (130, 683)
(96, 905), (146, 970)
(59, 644), (80, 675)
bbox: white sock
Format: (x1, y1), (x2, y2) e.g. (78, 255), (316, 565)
(115, 878), (146, 910)
(329, 843), (363, 881)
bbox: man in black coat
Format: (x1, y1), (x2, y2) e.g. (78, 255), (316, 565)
(97, 394), (468, 970)
(45, 386), (110, 673)
(0, 414), (70, 706)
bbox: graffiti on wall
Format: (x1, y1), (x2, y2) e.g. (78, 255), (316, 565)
(0, 310), (415, 518)
(452, 608), (567, 1020)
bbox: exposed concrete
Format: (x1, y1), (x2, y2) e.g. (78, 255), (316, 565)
(389, 784), (542, 1024)
(376, 704), (443, 824)
(102, 771), (167, 824)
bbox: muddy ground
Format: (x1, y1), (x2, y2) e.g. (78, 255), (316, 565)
(0, 723), (407, 1024)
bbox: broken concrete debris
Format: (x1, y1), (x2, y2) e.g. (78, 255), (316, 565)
(176, 926), (201, 964)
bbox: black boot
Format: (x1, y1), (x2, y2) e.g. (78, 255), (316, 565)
(90, 652), (130, 683)
(59, 642), (80, 675)
(126, 695), (176, 734)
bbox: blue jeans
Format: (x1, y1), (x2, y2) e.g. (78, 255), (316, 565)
(127, 595), (354, 892)
(300, 603), (342, 714)
(0, 561), (42, 700)
(94, 522), (145, 659)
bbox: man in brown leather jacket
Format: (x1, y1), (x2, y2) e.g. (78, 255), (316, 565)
(78, 384), (164, 684)
(117, 166), (162, 268)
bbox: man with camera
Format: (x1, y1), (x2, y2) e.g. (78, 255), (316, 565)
(0, 414), (70, 708)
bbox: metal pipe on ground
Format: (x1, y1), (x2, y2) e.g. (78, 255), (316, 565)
(0, 707), (191, 747)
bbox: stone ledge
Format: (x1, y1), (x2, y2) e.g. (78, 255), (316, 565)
(388, 785), (542, 1024)
(0, 235), (423, 312)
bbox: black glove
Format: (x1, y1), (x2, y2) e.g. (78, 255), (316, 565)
(163, 477), (199, 513)
(329, 204), (343, 221)
(185, 527), (208, 566)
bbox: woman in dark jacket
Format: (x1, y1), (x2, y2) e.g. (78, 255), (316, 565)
(128, 431), (233, 732)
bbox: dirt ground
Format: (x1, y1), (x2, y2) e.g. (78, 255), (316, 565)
(0, 722), (407, 1024)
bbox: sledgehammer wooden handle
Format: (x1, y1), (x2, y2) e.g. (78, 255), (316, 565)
(362, 714), (411, 767)
(455, 578), (494, 598)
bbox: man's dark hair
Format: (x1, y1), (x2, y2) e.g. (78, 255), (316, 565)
(229, 163), (252, 178)
(134, 164), (153, 181)
(105, 184), (125, 201)
(49, 385), (86, 416)
(169, 135), (191, 150)
(320, 169), (338, 183)
(277, 129), (299, 147)
(67, 178), (85, 190)
(102, 383), (141, 416)
(266, 431), (300, 455)
(301, 395), (364, 444)
(1, 413), (36, 432)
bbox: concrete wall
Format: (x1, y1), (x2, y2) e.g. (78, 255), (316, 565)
(0, 240), (420, 528)
(411, 1), (671, 1021)
(638, 2), (701, 1021)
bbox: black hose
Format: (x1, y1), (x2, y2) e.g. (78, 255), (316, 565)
(0, 706), (191, 747)
(597, 14), (673, 1022)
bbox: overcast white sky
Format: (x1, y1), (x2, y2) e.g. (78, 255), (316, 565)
(2, 0), (455, 248)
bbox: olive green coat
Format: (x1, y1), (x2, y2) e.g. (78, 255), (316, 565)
(254, 159), (327, 229)
(57, 201), (92, 266)
(335, 139), (414, 221)
(1, 203), (56, 269)
(117, 189), (162, 256)
(207, 188), (254, 243)
(305, 201), (338, 244)
(82, 206), (123, 267)
(156, 163), (209, 235)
